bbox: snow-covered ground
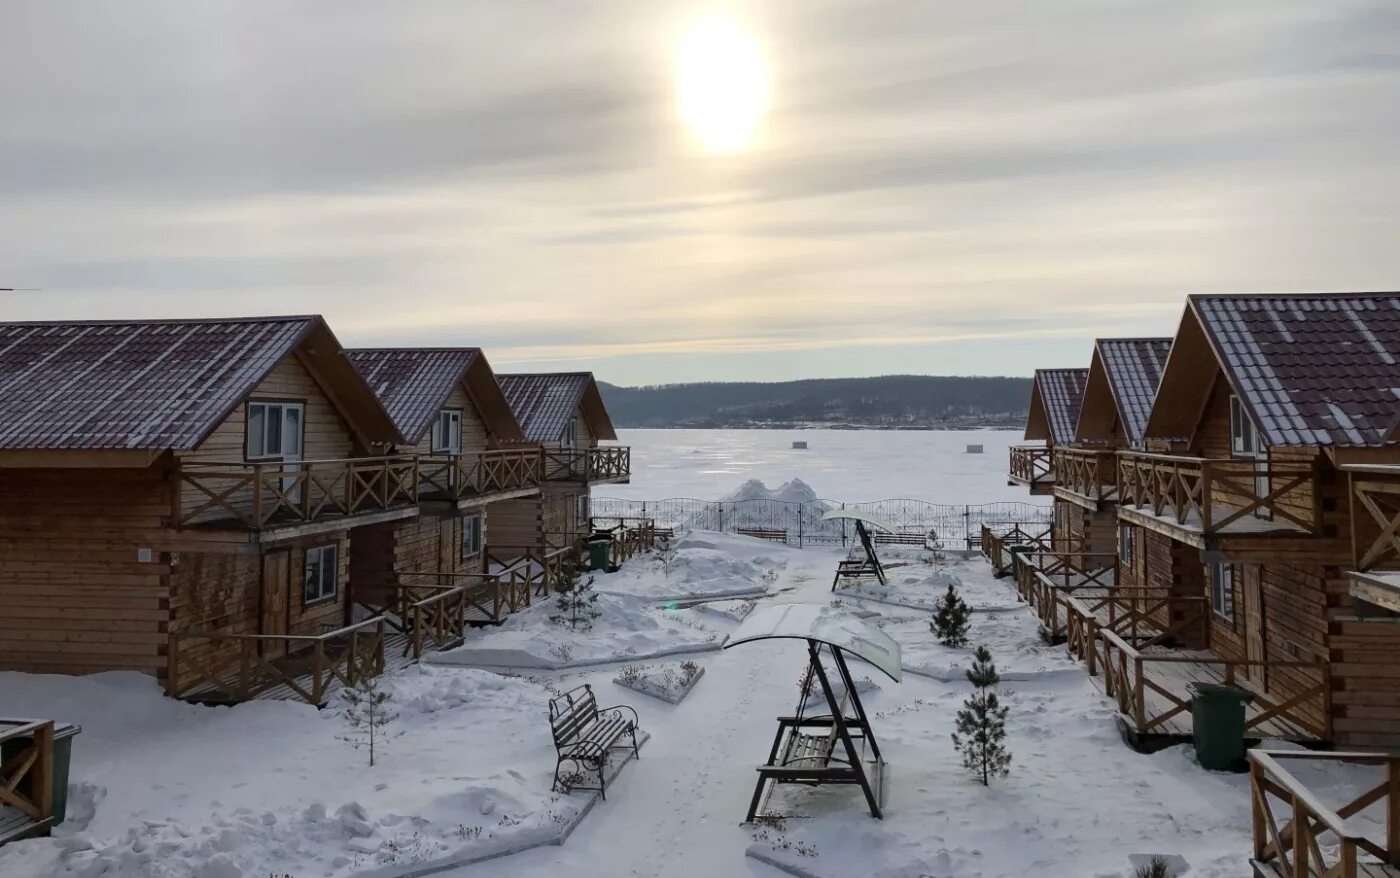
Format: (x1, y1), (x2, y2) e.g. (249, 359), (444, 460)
(592, 531), (788, 604)
(608, 428), (1028, 503)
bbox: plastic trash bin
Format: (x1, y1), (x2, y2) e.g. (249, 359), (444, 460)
(587, 537), (612, 572)
(0, 722), (80, 824)
(1188, 682), (1253, 771)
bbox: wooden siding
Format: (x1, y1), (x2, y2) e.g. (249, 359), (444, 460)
(410, 384), (491, 456)
(489, 496), (543, 550)
(0, 467), (172, 676)
(542, 485), (587, 548)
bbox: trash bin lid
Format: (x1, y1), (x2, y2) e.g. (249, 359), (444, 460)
(1188, 682), (1254, 702)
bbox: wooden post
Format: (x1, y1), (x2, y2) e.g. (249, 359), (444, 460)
(1133, 655), (1146, 731)
(300, 461), (313, 520)
(239, 639), (252, 700)
(349, 626), (361, 682)
(312, 640), (326, 705)
(1250, 760), (1266, 861)
(33, 721), (54, 821)
(1200, 460), (1214, 533)
(1293, 796), (1308, 877)
(1085, 618), (1098, 676)
(252, 464), (264, 526)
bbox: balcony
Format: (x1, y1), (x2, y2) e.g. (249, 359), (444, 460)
(1116, 451), (1317, 548)
(1345, 465), (1400, 614)
(1052, 447), (1118, 509)
(418, 448), (542, 505)
(175, 455), (419, 535)
(542, 445), (631, 484)
(1007, 445), (1053, 494)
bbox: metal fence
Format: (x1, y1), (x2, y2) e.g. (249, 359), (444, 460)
(589, 497), (1052, 548)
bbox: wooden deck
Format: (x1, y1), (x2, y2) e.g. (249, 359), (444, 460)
(1253, 861), (1400, 878)
(181, 632), (428, 705)
(0, 805), (48, 846)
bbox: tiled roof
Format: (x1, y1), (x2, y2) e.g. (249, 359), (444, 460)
(1098, 338), (1172, 447)
(1193, 293), (1400, 447)
(0, 317), (316, 450)
(1035, 368), (1089, 446)
(347, 348), (481, 444)
(498, 373), (593, 443)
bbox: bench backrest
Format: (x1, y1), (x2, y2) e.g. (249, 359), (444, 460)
(549, 684), (599, 746)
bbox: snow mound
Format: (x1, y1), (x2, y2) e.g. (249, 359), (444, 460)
(721, 478), (819, 504)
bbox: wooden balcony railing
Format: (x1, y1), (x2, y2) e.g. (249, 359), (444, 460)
(978, 523), (1053, 576)
(589, 519), (661, 567)
(175, 456), (418, 530)
(1117, 451), (1318, 536)
(1351, 471), (1400, 573)
(0, 719), (54, 838)
(166, 617), (387, 706)
(1095, 629), (1330, 740)
(418, 448), (542, 501)
(1008, 445), (1053, 490)
(485, 544), (580, 599)
(1249, 750), (1400, 877)
(1053, 447), (1118, 504)
(542, 446), (631, 483)
(354, 580), (468, 657)
(1064, 590), (1210, 670)
(395, 571), (530, 625)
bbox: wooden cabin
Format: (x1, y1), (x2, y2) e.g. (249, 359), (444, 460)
(1116, 292), (1400, 747)
(1009, 367), (1089, 554)
(0, 316), (417, 705)
(344, 348), (540, 622)
(1062, 338), (1172, 557)
(492, 373), (629, 555)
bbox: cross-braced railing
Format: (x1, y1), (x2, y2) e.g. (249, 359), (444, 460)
(1053, 447), (1119, 505)
(175, 456), (419, 529)
(542, 446), (631, 483)
(166, 617), (388, 706)
(979, 523), (1054, 576)
(0, 719), (55, 834)
(1008, 445), (1053, 490)
(1116, 451), (1318, 535)
(418, 448), (542, 501)
(1351, 472), (1400, 574)
(355, 579), (468, 657)
(1250, 749), (1400, 877)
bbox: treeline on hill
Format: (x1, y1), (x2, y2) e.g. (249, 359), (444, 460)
(597, 375), (1031, 429)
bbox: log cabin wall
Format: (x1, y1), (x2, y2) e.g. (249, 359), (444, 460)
(541, 485), (584, 549)
(0, 466), (172, 676)
(488, 496), (543, 551)
(1330, 613), (1400, 748)
(387, 512), (488, 577)
(176, 354), (358, 525)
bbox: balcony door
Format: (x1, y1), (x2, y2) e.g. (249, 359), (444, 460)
(1230, 396), (1269, 521)
(247, 401), (305, 505)
(260, 549), (291, 659)
(1241, 565), (1267, 691)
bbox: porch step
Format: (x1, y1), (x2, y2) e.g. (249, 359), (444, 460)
(0, 806), (50, 846)
(1252, 858), (1400, 877)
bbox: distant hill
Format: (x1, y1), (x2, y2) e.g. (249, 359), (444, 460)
(597, 375), (1030, 429)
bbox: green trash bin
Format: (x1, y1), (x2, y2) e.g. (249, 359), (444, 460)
(1189, 682), (1253, 771)
(0, 722), (80, 824)
(587, 537), (612, 572)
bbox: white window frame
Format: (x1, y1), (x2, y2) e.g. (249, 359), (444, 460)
(245, 401), (304, 461)
(1230, 395), (1261, 457)
(562, 417), (578, 449)
(303, 544), (338, 604)
(576, 494), (590, 530)
(461, 513), (483, 559)
(432, 409), (462, 454)
(1210, 561), (1235, 622)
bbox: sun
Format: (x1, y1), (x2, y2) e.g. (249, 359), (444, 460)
(675, 12), (771, 154)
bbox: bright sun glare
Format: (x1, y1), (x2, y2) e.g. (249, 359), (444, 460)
(676, 12), (771, 154)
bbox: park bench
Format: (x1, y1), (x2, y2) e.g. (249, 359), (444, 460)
(548, 684), (640, 799)
(872, 531), (929, 547)
(737, 527), (788, 543)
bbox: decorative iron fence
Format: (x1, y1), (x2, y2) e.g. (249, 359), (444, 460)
(589, 497), (1052, 548)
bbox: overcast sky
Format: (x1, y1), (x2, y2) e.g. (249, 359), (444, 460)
(4, 1), (1398, 384)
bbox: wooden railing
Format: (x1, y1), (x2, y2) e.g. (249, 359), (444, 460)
(590, 519), (660, 567)
(1250, 750), (1400, 877)
(1054, 447), (1118, 504)
(979, 523), (1053, 576)
(486, 544), (580, 599)
(418, 448), (542, 500)
(1064, 590), (1210, 671)
(175, 455), (418, 529)
(399, 571), (530, 624)
(542, 446), (631, 482)
(1351, 471), (1400, 573)
(1008, 445), (1053, 489)
(355, 580), (467, 657)
(166, 617), (388, 706)
(1096, 629), (1330, 740)
(0, 719), (54, 834)
(1116, 451), (1318, 536)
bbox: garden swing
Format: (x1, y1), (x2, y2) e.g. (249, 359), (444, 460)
(822, 509), (896, 590)
(724, 603), (902, 821)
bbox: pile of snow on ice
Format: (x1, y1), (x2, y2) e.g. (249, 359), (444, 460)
(721, 478), (820, 504)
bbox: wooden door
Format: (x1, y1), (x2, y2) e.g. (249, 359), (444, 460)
(1243, 565), (1267, 689)
(439, 518), (456, 574)
(260, 550), (291, 658)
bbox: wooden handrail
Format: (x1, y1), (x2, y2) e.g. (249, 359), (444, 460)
(176, 455), (419, 529)
(1116, 450), (1318, 536)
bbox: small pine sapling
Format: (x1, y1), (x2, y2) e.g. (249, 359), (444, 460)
(550, 563), (601, 630)
(951, 645), (1011, 785)
(338, 674), (402, 767)
(930, 583), (971, 647)
(655, 536), (676, 579)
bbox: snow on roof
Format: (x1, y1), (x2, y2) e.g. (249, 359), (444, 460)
(1098, 338), (1171, 446)
(1192, 293), (1400, 447)
(1035, 368), (1090, 446)
(498, 372), (605, 443)
(347, 348), (482, 444)
(725, 603), (902, 682)
(0, 316), (317, 450)
(820, 508), (898, 533)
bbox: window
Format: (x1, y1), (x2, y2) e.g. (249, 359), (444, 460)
(303, 544), (338, 603)
(562, 417), (578, 449)
(246, 401), (303, 460)
(1210, 561), (1235, 622)
(576, 494), (590, 529)
(432, 409), (462, 454)
(461, 513), (482, 558)
(1230, 395), (1260, 457)
(1118, 525), (1135, 567)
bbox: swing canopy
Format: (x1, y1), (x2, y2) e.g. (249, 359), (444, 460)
(818, 509), (899, 534)
(726, 603), (903, 682)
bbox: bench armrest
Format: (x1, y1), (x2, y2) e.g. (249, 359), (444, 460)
(597, 703), (640, 729)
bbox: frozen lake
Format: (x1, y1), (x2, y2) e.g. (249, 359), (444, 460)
(607, 428), (1038, 506)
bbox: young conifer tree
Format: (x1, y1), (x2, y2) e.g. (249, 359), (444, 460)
(930, 582), (971, 647)
(550, 562), (601, 630)
(338, 675), (401, 767)
(951, 645), (1011, 785)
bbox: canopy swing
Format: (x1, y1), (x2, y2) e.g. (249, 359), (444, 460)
(725, 604), (902, 821)
(821, 509), (896, 590)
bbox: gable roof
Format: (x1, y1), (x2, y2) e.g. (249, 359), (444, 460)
(1095, 338), (1172, 447)
(346, 348), (524, 446)
(1148, 293), (1400, 448)
(0, 315), (403, 452)
(497, 372), (618, 443)
(1024, 368), (1089, 446)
